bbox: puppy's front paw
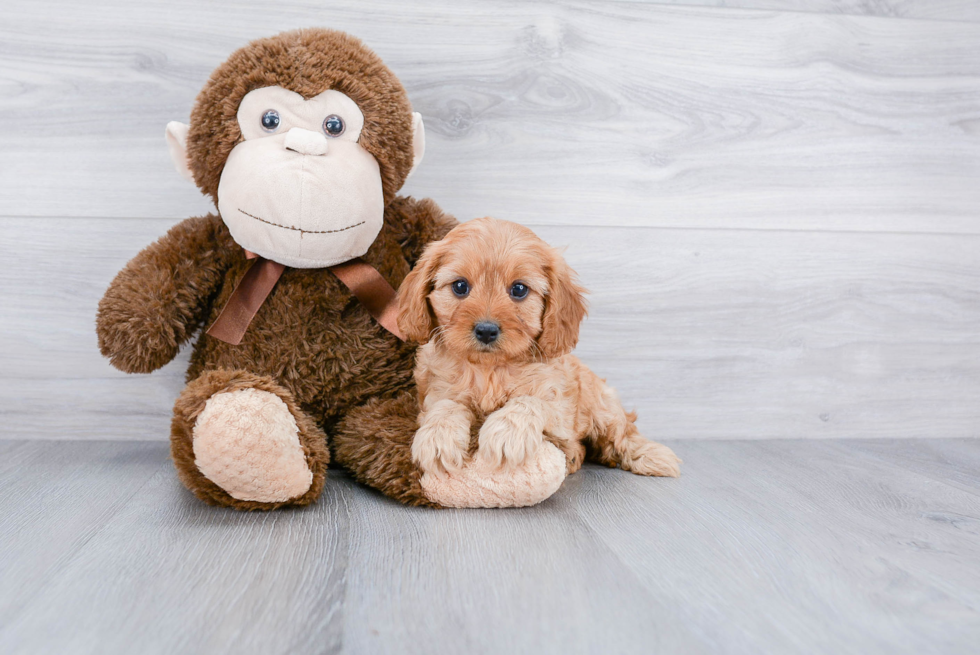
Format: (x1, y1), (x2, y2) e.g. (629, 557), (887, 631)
(477, 406), (544, 469)
(625, 441), (682, 478)
(412, 418), (470, 475)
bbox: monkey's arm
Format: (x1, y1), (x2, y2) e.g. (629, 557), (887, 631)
(96, 214), (236, 374)
(384, 196), (458, 266)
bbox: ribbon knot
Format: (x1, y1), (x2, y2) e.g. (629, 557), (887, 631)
(206, 254), (405, 345)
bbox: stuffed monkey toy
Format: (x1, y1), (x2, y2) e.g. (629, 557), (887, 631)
(96, 29), (568, 510)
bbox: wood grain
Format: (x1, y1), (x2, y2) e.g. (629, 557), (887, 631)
(1, 218), (977, 441)
(569, 438), (980, 654)
(0, 438), (977, 654)
(647, 1), (980, 22)
(834, 437), (980, 496)
(0, 441), (164, 625)
(0, 1), (978, 232)
(0, 449), (351, 654)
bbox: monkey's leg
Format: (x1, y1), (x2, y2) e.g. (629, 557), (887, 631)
(334, 393), (567, 508)
(171, 369), (329, 510)
(332, 393), (438, 507)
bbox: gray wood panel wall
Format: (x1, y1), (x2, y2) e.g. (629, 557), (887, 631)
(1, 0), (977, 440)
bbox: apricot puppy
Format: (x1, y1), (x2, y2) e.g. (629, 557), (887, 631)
(397, 217), (680, 480)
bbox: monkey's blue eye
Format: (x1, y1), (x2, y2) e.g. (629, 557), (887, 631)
(261, 110), (280, 131)
(510, 282), (529, 300)
(323, 114), (345, 137)
(452, 279), (469, 297)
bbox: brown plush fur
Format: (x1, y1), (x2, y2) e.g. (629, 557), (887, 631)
(96, 30), (456, 509)
(332, 394), (439, 508)
(397, 218), (682, 479)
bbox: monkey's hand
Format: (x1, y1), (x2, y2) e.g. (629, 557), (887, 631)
(96, 215), (234, 374)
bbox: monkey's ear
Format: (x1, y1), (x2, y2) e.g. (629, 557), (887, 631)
(406, 112), (425, 179)
(165, 121), (195, 183)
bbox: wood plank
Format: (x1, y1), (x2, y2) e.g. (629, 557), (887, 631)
(2, 218), (977, 441)
(337, 475), (707, 654)
(1, 439), (977, 654)
(0, 441), (705, 655)
(0, 441), (165, 626)
(645, 1), (980, 22)
(569, 439), (980, 654)
(0, 441), (351, 654)
(835, 438), (980, 497)
(1, 1), (978, 233)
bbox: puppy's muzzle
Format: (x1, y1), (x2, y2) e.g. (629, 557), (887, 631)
(473, 321), (500, 345)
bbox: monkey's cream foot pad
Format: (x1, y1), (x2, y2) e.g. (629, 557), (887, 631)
(192, 388), (313, 503)
(420, 442), (567, 508)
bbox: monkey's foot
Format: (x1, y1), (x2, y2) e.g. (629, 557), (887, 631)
(193, 388), (314, 502)
(171, 370), (328, 510)
(420, 441), (566, 508)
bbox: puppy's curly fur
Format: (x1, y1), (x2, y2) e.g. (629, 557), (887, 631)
(397, 217), (681, 479)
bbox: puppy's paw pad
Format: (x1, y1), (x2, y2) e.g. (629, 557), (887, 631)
(412, 421), (469, 474)
(626, 443), (682, 478)
(477, 411), (543, 469)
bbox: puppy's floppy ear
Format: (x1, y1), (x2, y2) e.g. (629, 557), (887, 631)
(397, 239), (446, 343)
(538, 247), (588, 359)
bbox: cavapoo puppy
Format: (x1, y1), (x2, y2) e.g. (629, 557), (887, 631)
(397, 217), (681, 481)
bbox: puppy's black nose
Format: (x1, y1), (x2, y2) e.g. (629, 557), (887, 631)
(474, 321), (500, 345)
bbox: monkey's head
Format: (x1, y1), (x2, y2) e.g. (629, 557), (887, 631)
(166, 29), (424, 268)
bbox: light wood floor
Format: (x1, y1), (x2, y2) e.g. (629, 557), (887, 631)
(1, 438), (977, 654)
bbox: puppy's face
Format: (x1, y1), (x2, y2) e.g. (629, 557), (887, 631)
(398, 218), (587, 363)
(428, 225), (549, 361)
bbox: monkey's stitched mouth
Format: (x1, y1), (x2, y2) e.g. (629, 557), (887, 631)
(238, 208), (365, 235)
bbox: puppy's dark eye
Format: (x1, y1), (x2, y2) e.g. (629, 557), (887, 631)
(509, 282), (529, 300)
(452, 279), (470, 297)
(323, 114), (345, 137)
(261, 109), (281, 132)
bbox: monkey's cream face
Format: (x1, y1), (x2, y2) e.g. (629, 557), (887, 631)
(216, 86), (385, 268)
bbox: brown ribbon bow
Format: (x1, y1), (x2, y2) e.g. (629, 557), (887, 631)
(206, 251), (405, 345)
